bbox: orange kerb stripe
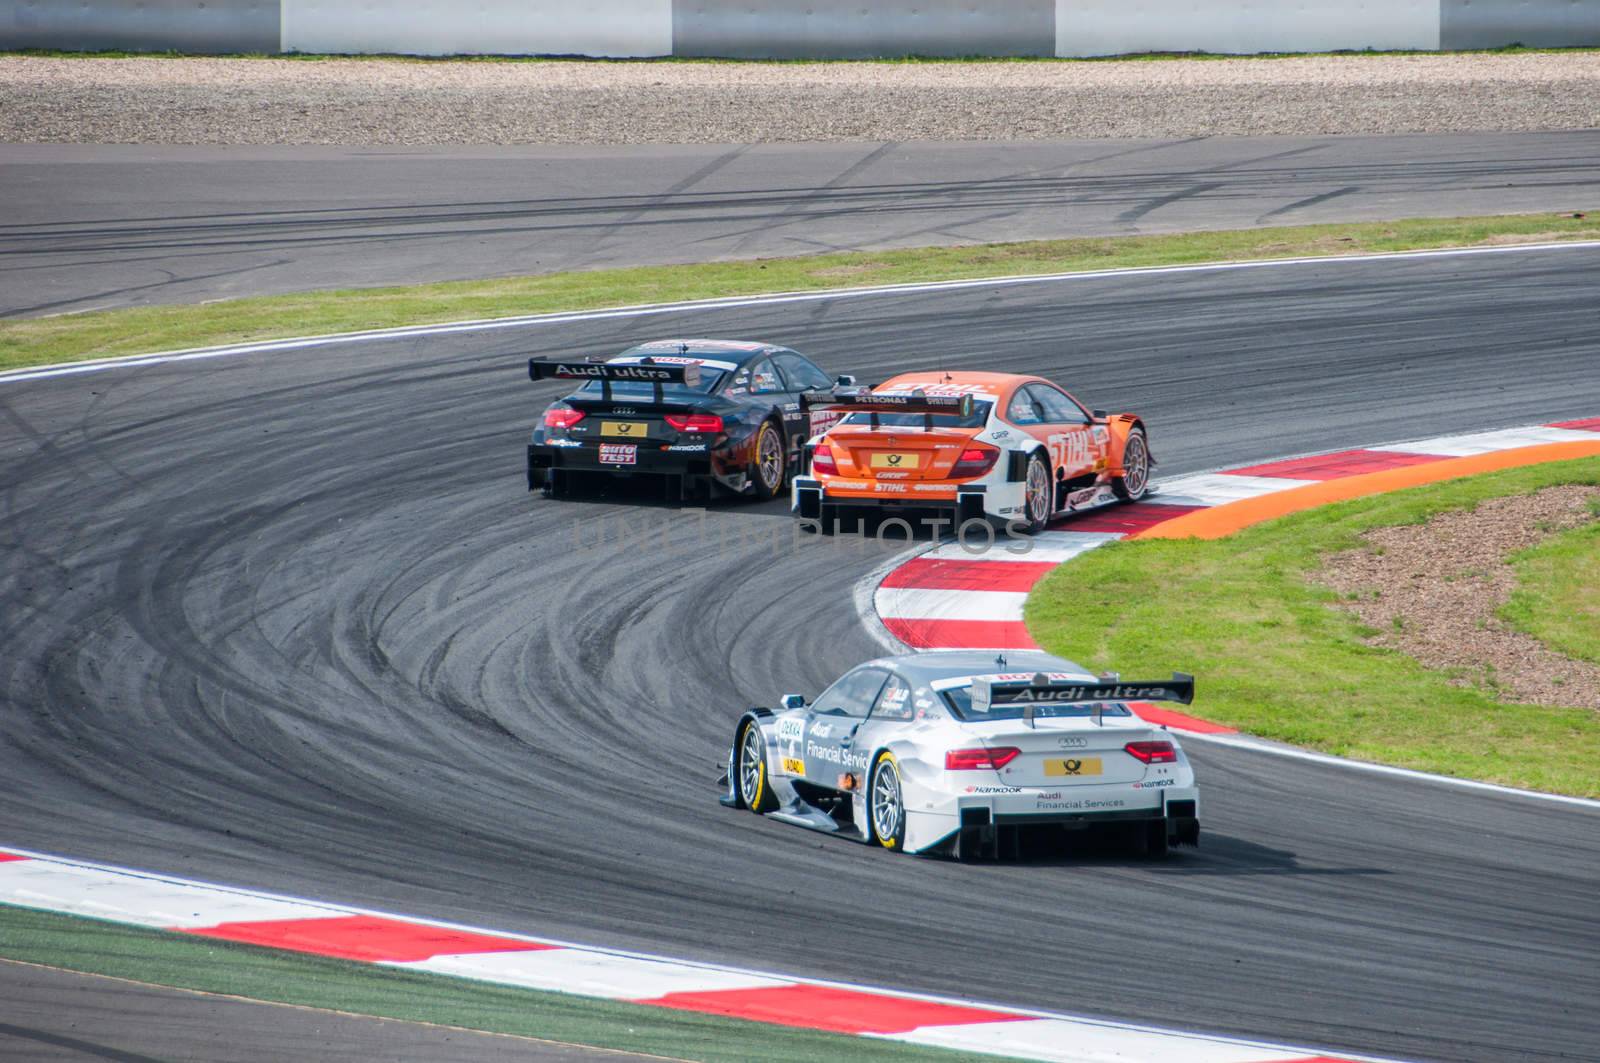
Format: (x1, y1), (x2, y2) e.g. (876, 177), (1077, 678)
(1135, 440), (1600, 541)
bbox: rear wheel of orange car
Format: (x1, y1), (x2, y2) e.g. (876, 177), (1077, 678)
(1113, 426), (1150, 502)
(1016, 452), (1052, 535)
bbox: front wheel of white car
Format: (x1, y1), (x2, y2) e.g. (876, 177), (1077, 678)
(869, 752), (907, 851)
(736, 720), (779, 814)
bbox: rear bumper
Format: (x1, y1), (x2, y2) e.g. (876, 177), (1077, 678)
(792, 476), (998, 525)
(902, 784), (1199, 855)
(529, 439), (744, 487)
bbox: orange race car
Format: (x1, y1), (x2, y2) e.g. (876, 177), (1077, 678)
(791, 371), (1152, 534)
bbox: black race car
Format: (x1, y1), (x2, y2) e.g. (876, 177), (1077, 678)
(527, 340), (851, 501)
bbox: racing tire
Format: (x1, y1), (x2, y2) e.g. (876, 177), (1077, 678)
(1135, 817), (1171, 859)
(817, 503), (864, 536)
(1112, 426), (1150, 502)
(868, 752), (907, 851)
(1016, 452), (1052, 535)
(750, 420), (787, 501)
(735, 720), (779, 814)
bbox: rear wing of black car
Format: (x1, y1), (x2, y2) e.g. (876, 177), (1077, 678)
(971, 672), (1195, 714)
(528, 357), (701, 402)
(800, 388), (974, 430)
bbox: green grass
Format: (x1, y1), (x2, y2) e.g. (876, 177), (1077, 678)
(3, 211), (1597, 373)
(1025, 457), (1600, 798)
(1500, 510), (1600, 665)
(0, 903), (1028, 1063)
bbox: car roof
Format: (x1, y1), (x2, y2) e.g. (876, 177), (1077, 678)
(869, 649), (1095, 684)
(620, 339), (794, 368)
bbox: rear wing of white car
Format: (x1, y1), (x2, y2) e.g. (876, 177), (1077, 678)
(971, 673), (1195, 714)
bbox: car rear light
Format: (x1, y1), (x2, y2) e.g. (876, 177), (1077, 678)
(945, 746), (1020, 770)
(1124, 740), (1177, 764)
(543, 406), (585, 430)
(950, 445), (999, 478)
(811, 444), (838, 475)
(665, 413), (724, 434)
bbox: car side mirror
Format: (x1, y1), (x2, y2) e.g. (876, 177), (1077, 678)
(836, 375), (857, 387)
(780, 693), (806, 710)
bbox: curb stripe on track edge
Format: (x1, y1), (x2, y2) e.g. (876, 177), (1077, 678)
(0, 849), (1385, 1062)
(872, 421), (1600, 806)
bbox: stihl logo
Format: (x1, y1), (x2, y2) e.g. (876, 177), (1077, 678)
(1047, 430), (1095, 473)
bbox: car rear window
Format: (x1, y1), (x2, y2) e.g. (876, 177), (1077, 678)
(940, 686), (1134, 722)
(842, 400), (992, 429)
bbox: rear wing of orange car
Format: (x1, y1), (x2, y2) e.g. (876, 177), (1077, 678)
(799, 388), (974, 430)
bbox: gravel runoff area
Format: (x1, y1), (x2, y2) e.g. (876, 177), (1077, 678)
(1317, 486), (1600, 711)
(2, 52), (1598, 144)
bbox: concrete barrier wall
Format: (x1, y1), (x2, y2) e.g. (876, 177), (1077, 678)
(282, 0), (671, 58)
(5, 0), (1599, 58)
(1056, 0), (1439, 57)
(1440, 0), (1600, 50)
(3, 0), (279, 54)
(674, 0), (1053, 59)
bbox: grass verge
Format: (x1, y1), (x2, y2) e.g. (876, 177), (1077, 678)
(2, 211), (1596, 373)
(1500, 503), (1600, 665)
(0, 903), (1026, 1063)
(1025, 457), (1600, 798)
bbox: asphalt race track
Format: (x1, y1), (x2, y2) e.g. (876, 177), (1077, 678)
(3, 130), (1600, 317)
(2, 246), (1599, 1062)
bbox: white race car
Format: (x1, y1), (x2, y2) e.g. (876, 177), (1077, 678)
(720, 650), (1200, 859)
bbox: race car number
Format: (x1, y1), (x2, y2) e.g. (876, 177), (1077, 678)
(870, 452), (921, 469)
(1045, 757), (1102, 777)
(598, 444), (637, 465)
(602, 421), (647, 438)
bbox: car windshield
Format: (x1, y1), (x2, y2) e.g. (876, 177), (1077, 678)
(842, 400), (992, 429)
(579, 369), (725, 401)
(941, 686), (1135, 723)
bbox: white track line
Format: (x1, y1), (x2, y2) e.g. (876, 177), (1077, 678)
(5, 239), (1599, 385)
(1186, 731), (1600, 810)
